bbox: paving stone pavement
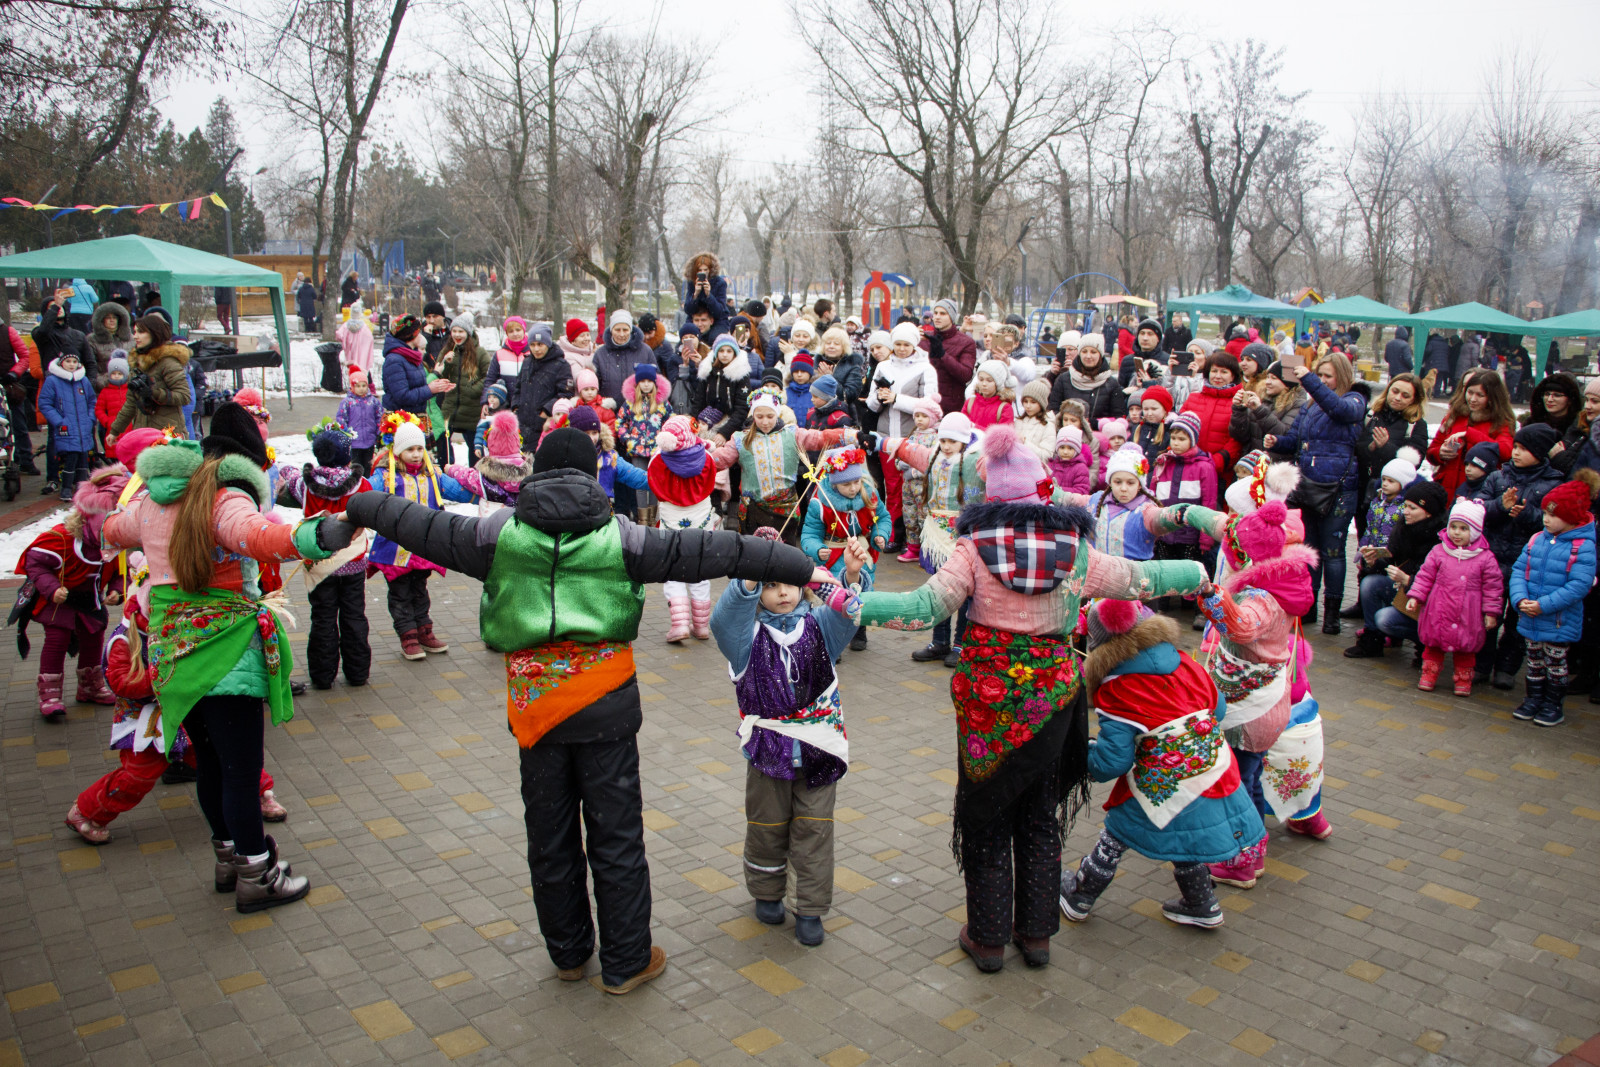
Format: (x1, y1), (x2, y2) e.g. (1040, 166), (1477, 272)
(0, 556), (1597, 1067)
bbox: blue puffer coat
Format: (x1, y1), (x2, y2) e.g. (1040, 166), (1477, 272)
(1468, 460), (1565, 576)
(1088, 633), (1265, 864)
(381, 334), (433, 417)
(1508, 522), (1597, 643)
(1271, 373), (1365, 489)
(37, 360), (98, 452)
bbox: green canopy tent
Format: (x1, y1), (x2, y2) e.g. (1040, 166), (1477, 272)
(0, 234), (294, 406)
(1163, 283), (1309, 341)
(1302, 294), (1423, 363)
(1525, 309), (1600, 376)
(1410, 301), (1532, 378)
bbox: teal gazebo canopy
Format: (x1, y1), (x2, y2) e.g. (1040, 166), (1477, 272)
(0, 234), (293, 400)
(1409, 302), (1532, 376)
(1164, 284), (1309, 338)
(1526, 309), (1600, 375)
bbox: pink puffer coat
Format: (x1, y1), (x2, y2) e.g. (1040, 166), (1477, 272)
(1407, 532), (1504, 653)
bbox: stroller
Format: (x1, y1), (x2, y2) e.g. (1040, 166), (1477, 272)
(0, 408), (19, 501)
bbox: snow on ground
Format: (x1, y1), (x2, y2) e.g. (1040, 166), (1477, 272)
(2, 431), (478, 570)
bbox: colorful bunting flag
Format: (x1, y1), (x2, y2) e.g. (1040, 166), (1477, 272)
(0, 192), (229, 219)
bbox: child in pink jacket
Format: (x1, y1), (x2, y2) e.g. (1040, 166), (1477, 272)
(1405, 498), (1503, 697)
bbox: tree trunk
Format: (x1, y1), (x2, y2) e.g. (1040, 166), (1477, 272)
(1554, 196), (1600, 317)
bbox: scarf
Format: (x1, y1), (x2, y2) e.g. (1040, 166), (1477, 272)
(393, 343), (424, 366)
(661, 441), (708, 476)
(503, 336), (528, 355)
(1069, 359), (1113, 389)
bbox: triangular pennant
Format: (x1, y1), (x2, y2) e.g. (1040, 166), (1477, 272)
(190, 197), (203, 218)
(159, 202), (173, 214)
(208, 193), (228, 209)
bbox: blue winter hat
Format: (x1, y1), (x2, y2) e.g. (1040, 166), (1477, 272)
(485, 381), (509, 408)
(310, 422), (355, 468)
(821, 446), (868, 485)
(634, 363), (657, 382)
(810, 375), (840, 403)
(711, 333), (739, 354)
(1463, 440), (1501, 475)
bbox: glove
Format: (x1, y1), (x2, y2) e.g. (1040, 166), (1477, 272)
(822, 585), (862, 622)
(315, 516), (358, 552)
(859, 430), (880, 453)
(927, 329), (943, 361)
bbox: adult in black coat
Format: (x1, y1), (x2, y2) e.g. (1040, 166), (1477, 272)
(592, 313), (656, 406)
(509, 326), (576, 442)
(347, 429), (832, 994)
(31, 299), (98, 382)
(681, 252), (730, 343)
(295, 279), (318, 332)
(1118, 318), (1164, 386)
(1160, 315), (1192, 356)
(1422, 331), (1451, 396)
(1383, 326), (1413, 379)
(339, 271), (360, 308)
(1048, 334), (1123, 428)
(1524, 371), (1582, 439)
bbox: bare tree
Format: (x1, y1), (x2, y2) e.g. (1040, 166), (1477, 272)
(1183, 39), (1303, 289)
(1102, 25), (1180, 295)
(1342, 95), (1430, 304)
(742, 179), (800, 300)
(797, 0), (1103, 314)
(693, 148), (734, 256)
(567, 27), (704, 310)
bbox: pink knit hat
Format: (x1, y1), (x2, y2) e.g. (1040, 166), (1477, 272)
(1448, 497), (1486, 537)
(575, 368), (599, 393)
(913, 396), (943, 422)
(1056, 425), (1083, 448)
(1225, 500), (1289, 572)
(486, 411), (523, 463)
(1100, 417), (1129, 440)
(982, 423), (1051, 503)
(655, 414), (697, 453)
(1168, 411), (1202, 445)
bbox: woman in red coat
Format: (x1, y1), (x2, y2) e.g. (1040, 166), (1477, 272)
(1428, 369), (1515, 497)
(1180, 350), (1245, 483)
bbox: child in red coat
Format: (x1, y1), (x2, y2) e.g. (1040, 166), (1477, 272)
(94, 353), (129, 455)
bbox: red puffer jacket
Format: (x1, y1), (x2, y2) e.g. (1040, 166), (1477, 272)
(1180, 383), (1243, 482)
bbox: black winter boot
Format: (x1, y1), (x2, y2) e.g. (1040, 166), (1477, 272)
(1162, 863), (1223, 928)
(1343, 629), (1385, 659)
(1301, 601), (1318, 627)
(1321, 597), (1342, 635)
(1512, 679), (1545, 721)
(1534, 682), (1566, 727)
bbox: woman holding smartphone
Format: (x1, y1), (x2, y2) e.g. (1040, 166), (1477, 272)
(1427, 369), (1515, 497)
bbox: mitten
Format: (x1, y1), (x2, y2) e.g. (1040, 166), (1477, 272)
(315, 516), (358, 552)
(822, 585), (862, 622)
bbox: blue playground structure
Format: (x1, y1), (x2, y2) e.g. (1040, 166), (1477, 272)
(1025, 272), (1133, 352)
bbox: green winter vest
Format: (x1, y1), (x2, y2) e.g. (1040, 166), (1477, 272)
(479, 518), (645, 651)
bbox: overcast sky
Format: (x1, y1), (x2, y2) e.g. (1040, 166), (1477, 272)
(159, 0), (1600, 185)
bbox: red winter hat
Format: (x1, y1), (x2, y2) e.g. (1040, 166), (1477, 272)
(1542, 480), (1594, 527)
(1139, 384), (1173, 414)
(790, 351), (814, 374)
(565, 317), (590, 342)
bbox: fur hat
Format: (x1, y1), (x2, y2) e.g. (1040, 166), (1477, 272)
(1514, 422), (1560, 460)
(975, 359), (1015, 392)
(981, 423), (1050, 503)
(655, 414), (697, 453)
(821, 446), (868, 485)
(1168, 411), (1202, 445)
(565, 317), (589, 342)
(868, 329), (893, 351)
(486, 411), (524, 462)
(1403, 478), (1449, 517)
(1100, 417), (1129, 441)
(533, 427), (597, 478)
(1140, 385), (1173, 414)
(567, 404), (600, 433)
(1543, 480), (1594, 527)
(1449, 497), (1486, 537)
(1224, 458), (1300, 516)
(391, 420), (426, 455)
(1056, 425), (1084, 448)
(1381, 445), (1422, 487)
(937, 411), (976, 444)
(310, 421), (354, 468)
(1104, 444), (1149, 483)
(913, 396), (944, 422)
(889, 322), (922, 348)
(202, 402), (269, 469)
(1020, 378), (1051, 409)
(1087, 598), (1153, 651)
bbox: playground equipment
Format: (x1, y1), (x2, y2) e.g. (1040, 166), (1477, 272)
(1026, 272), (1135, 352)
(860, 271), (916, 329)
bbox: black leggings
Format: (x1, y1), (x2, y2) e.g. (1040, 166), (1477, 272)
(184, 694), (267, 856)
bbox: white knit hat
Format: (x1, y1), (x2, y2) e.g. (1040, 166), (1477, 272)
(975, 359), (1015, 392)
(1076, 333), (1103, 353)
(1380, 446), (1421, 488)
(890, 322), (922, 347)
(867, 329), (892, 351)
(1104, 443), (1149, 483)
(1060, 330), (1082, 348)
(937, 411), (976, 443)
(749, 393), (779, 415)
(391, 421), (426, 454)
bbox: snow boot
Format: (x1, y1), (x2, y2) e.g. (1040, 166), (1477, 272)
(1417, 651), (1443, 692)
(1452, 661), (1475, 698)
(416, 622), (449, 653)
(1012, 932), (1050, 967)
(398, 630), (426, 660)
(1512, 679), (1545, 721)
(690, 599), (712, 640)
(1321, 597), (1341, 635)
(664, 598), (691, 643)
(37, 672), (65, 721)
(957, 924), (1005, 973)
(1534, 681), (1567, 727)
(213, 839), (237, 893)
(1343, 629), (1385, 659)
(65, 804), (110, 845)
(1286, 811), (1333, 840)
(1162, 864), (1224, 928)
(1208, 833), (1267, 889)
(75, 665), (116, 705)
(234, 835), (309, 914)
(795, 915), (824, 947)
(849, 625), (868, 652)
(259, 790), (288, 822)
(754, 899), (785, 925)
